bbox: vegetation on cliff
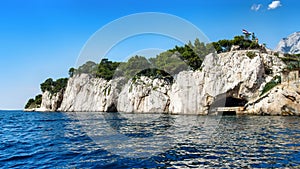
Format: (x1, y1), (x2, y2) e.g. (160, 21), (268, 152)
(212, 35), (261, 53)
(25, 34), (280, 110)
(25, 78), (68, 109)
(69, 59), (121, 80)
(40, 78), (69, 94)
(67, 38), (213, 82)
(277, 53), (300, 71)
(67, 35), (264, 82)
(25, 94), (42, 109)
(261, 75), (281, 96)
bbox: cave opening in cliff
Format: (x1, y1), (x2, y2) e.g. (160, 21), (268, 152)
(224, 96), (247, 107)
(210, 94), (247, 115)
(107, 103), (118, 112)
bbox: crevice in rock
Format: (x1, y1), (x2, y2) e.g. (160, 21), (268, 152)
(163, 99), (170, 112)
(137, 96), (146, 111)
(282, 94), (296, 102)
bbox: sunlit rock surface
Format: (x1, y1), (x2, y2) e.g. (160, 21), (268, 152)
(58, 74), (121, 112)
(275, 32), (300, 54)
(35, 50), (300, 115)
(245, 82), (300, 115)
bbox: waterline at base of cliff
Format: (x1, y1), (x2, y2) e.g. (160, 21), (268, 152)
(25, 50), (300, 115)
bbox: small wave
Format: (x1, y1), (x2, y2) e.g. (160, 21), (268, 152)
(1, 154), (33, 162)
(1, 111), (300, 168)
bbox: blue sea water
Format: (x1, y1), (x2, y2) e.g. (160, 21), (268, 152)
(1, 110), (300, 168)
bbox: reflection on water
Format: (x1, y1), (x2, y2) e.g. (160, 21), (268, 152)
(72, 112), (221, 158)
(0, 111), (300, 168)
(69, 112), (300, 168)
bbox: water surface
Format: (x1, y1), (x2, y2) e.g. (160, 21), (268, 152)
(0, 111), (300, 168)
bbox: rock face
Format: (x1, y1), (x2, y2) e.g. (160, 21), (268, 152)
(245, 82), (300, 115)
(36, 90), (64, 112)
(35, 49), (300, 115)
(58, 74), (122, 112)
(168, 51), (267, 114)
(168, 71), (205, 114)
(118, 77), (171, 113)
(119, 50), (277, 114)
(275, 32), (300, 54)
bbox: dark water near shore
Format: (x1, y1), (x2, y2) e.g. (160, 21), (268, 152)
(1, 110), (300, 168)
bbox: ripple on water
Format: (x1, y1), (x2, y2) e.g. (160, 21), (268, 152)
(0, 111), (300, 168)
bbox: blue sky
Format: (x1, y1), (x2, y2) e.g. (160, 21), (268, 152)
(0, 0), (299, 109)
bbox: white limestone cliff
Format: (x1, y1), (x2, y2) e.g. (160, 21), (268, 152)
(168, 51), (266, 114)
(117, 76), (171, 113)
(35, 90), (64, 112)
(58, 74), (122, 112)
(118, 50), (276, 114)
(245, 82), (300, 115)
(34, 49), (300, 115)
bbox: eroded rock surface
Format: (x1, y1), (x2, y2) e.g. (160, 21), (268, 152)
(35, 50), (300, 115)
(245, 82), (300, 115)
(58, 74), (122, 112)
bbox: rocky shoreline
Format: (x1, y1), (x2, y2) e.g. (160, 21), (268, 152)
(25, 50), (300, 115)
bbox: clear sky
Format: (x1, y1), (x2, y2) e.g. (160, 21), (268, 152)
(0, 0), (299, 110)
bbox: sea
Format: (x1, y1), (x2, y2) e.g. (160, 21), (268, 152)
(1, 110), (300, 168)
